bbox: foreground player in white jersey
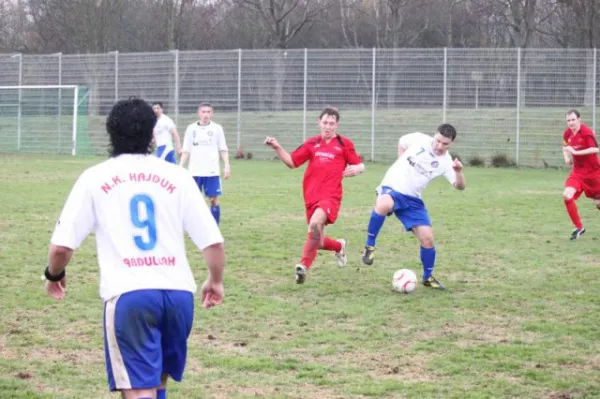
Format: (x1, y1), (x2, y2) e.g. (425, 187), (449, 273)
(362, 124), (465, 289)
(43, 98), (225, 399)
(180, 102), (230, 225)
(152, 102), (182, 164)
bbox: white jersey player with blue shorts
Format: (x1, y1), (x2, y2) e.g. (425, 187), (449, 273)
(43, 98), (225, 399)
(152, 102), (181, 164)
(180, 103), (230, 225)
(361, 125), (466, 290)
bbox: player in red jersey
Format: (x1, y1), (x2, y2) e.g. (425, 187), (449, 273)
(562, 109), (600, 240)
(264, 107), (365, 283)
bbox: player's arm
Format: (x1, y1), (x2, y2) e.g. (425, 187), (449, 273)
(447, 158), (466, 190)
(45, 171), (96, 298)
(182, 176), (225, 308)
(171, 125), (182, 155)
(264, 136), (297, 168)
(218, 129), (231, 178)
(343, 141), (365, 177)
(179, 128), (191, 167)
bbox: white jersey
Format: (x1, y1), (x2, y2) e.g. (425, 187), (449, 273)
(378, 132), (456, 198)
(182, 121), (228, 177)
(50, 154), (224, 301)
(154, 114), (176, 149)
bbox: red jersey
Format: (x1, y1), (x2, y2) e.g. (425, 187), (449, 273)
(291, 134), (362, 206)
(563, 124), (600, 174)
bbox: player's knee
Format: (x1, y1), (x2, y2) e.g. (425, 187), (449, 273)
(209, 197), (219, 206)
(563, 188), (576, 201)
(595, 201), (600, 210)
(308, 221), (323, 236)
(375, 196), (393, 215)
(419, 235), (435, 248)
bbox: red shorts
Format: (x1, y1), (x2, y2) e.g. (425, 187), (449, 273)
(566, 172), (600, 199)
(305, 199), (341, 225)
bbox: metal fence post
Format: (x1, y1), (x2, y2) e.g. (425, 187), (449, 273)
(303, 48), (307, 142)
(12, 53), (22, 151)
(443, 47), (447, 123)
(371, 47), (376, 162)
(57, 52), (62, 151)
(111, 50), (119, 102)
(237, 48), (242, 151)
(593, 48), (597, 133)
(173, 50), (179, 126)
(516, 48), (521, 166)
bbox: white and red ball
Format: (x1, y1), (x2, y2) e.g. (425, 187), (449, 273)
(392, 269), (418, 294)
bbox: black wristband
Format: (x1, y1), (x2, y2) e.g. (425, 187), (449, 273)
(44, 266), (65, 282)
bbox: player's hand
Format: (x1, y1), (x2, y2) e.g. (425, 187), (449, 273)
(343, 164), (362, 177)
(563, 146), (576, 155)
(564, 157), (573, 166)
(264, 136), (280, 150)
(452, 158), (463, 172)
(200, 279), (224, 309)
(223, 166), (231, 180)
(45, 278), (66, 300)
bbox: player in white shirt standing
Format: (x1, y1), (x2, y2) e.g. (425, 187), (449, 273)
(361, 124), (466, 290)
(43, 98), (225, 399)
(152, 102), (182, 164)
(180, 102), (230, 225)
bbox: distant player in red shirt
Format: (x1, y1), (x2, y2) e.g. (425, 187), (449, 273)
(562, 109), (600, 240)
(264, 107), (365, 283)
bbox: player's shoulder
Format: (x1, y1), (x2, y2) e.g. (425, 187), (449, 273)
(210, 121), (224, 130)
(185, 121), (198, 131)
(401, 132), (431, 144)
(580, 124), (596, 136)
(304, 135), (322, 146)
(336, 134), (355, 147)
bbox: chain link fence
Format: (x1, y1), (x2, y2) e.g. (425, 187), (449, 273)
(0, 48), (597, 166)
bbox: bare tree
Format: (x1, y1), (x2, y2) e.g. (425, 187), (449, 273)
(234, 0), (333, 48)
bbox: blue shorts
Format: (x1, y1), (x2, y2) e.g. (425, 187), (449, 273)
(193, 176), (222, 197)
(378, 186), (431, 231)
(103, 289), (194, 391)
(156, 145), (176, 164)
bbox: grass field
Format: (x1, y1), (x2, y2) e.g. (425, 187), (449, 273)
(1, 155), (600, 399)
(1, 105), (596, 167)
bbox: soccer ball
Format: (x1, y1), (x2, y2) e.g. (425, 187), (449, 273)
(392, 269), (418, 294)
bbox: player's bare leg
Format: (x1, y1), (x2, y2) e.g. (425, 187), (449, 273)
(120, 388), (156, 399)
(363, 194), (394, 265)
(563, 186), (585, 240)
(297, 209), (327, 283)
(412, 225), (445, 290)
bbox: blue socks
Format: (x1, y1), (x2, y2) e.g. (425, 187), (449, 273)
(210, 204), (220, 224)
(420, 246), (436, 280)
(157, 388), (167, 399)
(366, 210), (386, 247)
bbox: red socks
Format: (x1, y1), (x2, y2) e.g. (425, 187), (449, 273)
(300, 234), (342, 268)
(564, 198), (583, 229)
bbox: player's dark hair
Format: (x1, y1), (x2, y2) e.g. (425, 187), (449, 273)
(199, 102), (213, 109)
(566, 109), (580, 118)
(319, 106), (340, 122)
(437, 123), (457, 141)
(106, 98), (156, 157)
(152, 101), (163, 109)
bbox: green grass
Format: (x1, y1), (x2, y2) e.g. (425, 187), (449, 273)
(1, 155), (600, 398)
(0, 106), (595, 167)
